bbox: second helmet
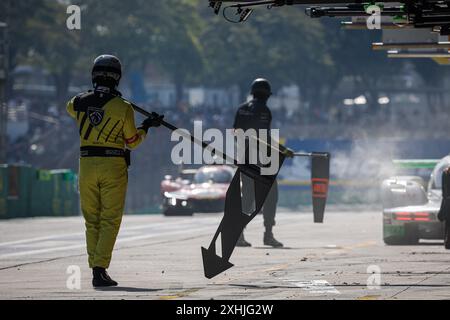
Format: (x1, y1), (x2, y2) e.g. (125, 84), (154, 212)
(251, 78), (272, 99)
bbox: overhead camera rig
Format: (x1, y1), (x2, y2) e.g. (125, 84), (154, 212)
(209, 0), (288, 23)
(209, 0), (450, 35)
(306, 0), (450, 35)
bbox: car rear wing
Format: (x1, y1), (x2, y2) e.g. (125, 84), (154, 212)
(392, 159), (440, 169)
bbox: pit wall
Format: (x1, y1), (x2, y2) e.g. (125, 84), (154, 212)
(0, 165), (79, 219)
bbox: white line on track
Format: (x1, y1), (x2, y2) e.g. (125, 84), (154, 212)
(0, 226), (214, 259)
(0, 214), (300, 260)
(0, 218), (207, 248)
(284, 280), (341, 294)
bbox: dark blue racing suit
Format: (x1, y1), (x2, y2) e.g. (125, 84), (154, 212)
(233, 99), (278, 229)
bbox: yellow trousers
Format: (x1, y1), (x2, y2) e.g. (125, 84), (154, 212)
(79, 157), (128, 269)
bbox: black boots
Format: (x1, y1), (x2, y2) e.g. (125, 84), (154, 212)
(445, 221), (450, 250)
(236, 231), (284, 248)
(92, 267), (118, 288)
(264, 231), (284, 248)
(236, 233), (252, 247)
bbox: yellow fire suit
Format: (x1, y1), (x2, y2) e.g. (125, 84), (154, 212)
(67, 90), (146, 268)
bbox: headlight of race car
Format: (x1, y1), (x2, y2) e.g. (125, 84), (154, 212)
(165, 192), (189, 207)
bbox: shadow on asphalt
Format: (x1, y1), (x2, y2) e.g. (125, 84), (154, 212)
(252, 247), (294, 250)
(416, 241), (445, 246)
(333, 284), (450, 287)
(229, 283), (450, 289)
(95, 287), (162, 293)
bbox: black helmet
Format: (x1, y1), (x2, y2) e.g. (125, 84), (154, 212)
(92, 54), (122, 89)
(251, 78), (272, 99)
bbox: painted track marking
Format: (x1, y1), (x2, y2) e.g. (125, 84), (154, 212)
(284, 279), (341, 294)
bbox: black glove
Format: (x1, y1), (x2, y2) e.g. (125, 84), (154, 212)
(284, 148), (295, 159)
(279, 144), (295, 158)
(140, 112), (164, 133)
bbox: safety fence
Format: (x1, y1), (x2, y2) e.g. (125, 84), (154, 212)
(0, 165), (79, 219)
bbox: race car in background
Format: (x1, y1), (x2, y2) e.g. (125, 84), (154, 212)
(381, 156), (450, 247)
(160, 168), (198, 195)
(161, 165), (235, 216)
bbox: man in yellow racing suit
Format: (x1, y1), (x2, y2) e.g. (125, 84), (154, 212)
(66, 54), (163, 287)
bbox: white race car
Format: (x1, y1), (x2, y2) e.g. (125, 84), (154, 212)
(381, 156), (450, 247)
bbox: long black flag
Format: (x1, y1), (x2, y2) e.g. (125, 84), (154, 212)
(130, 103), (330, 279)
(202, 156), (286, 279)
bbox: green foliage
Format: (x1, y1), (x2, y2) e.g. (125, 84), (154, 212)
(3, 0), (439, 108)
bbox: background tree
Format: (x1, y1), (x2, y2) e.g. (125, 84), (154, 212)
(2, 0), (443, 113)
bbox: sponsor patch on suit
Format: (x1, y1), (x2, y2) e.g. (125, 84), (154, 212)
(87, 107), (105, 126)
